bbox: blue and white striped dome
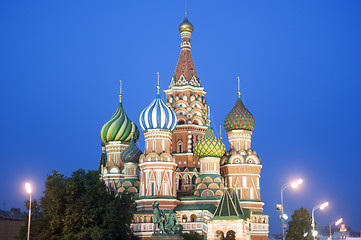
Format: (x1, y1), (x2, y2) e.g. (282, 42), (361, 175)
(139, 93), (177, 131)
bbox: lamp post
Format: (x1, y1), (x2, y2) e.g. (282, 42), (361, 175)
(311, 202), (329, 239)
(25, 183), (32, 240)
(280, 179), (303, 240)
(329, 218), (343, 240)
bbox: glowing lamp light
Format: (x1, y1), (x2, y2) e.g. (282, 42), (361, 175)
(290, 179), (303, 188)
(335, 218), (343, 226)
(25, 183), (32, 194)
(320, 202), (329, 210)
(312, 230), (318, 237)
(303, 232), (308, 237)
(282, 214), (288, 220)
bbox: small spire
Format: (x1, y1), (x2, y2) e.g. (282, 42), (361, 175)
(185, 0), (187, 16)
(119, 80), (123, 102)
(219, 125), (222, 140)
(237, 76), (241, 98)
(156, 72), (160, 95)
(207, 106), (211, 125)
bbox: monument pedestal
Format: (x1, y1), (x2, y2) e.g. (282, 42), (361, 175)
(150, 233), (183, 240)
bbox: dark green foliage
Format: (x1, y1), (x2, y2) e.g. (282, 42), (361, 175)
(286, 207), (313, 240)
(18, 169), (137, 240)
(18, 199), (44, 239)
(181, 231), (204, 240)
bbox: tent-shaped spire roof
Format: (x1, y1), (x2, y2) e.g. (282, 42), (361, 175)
(230, 190), (244, 217)
(213, 189), (239, 217)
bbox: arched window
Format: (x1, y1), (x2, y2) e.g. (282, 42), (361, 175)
(216, 230), (225, 240)
(226, 230), (236, 240)
(178, 142), (183, 153)
(190, 214), (197, 222)
(192, 175), (196, 185)
(184, 175), (189, 184)
(177, 176), (182, 190)
(181, 214), (188, 223)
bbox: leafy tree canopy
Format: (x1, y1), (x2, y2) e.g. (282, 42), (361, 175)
(181, 231), (204, 240)
(19, 169), (137, 240)
(286, 207), (313, 240)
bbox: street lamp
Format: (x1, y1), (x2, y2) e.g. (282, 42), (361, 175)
(25, 183), (32, 240)
(329, 218), (343, 240)
(311, 202), (329, 239)
(280, 179), (303, 240)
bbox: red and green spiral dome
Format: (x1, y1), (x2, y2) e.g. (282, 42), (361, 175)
(224, 96), (255, 132)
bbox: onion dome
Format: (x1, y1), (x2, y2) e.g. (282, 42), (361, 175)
(194, 126), (226, 158)
(224, 95), (255, 132)
(139, 91), (177, 132)
(120, 138), (142, 164)
(179, 15), (194, 33)
(100, 88), (140, 143)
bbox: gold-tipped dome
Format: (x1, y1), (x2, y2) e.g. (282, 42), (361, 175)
(179, 15), (194, 33)
(194, 126), (225, 158)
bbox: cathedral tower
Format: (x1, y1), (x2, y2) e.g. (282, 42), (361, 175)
(164, 14), (208, 194)
(117, 137), (142, 198)
(137, 77), (179, 211)
(221, 83), (264, 212)
(194, 125), (226, 198)
(100, 83), (140, 192)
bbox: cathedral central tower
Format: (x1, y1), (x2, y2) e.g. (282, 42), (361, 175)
(164, 15), (208, 194)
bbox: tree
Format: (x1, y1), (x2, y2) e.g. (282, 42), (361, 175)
(286, 207), (313, 240)
(18, 169), (137, 240)
(181, 231), (204, 240)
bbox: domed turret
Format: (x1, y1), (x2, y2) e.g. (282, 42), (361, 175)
(194, 126), (225, 158)
(139, 76), (177, 131)
(100, 84), (140, 143)
(120, 137), (142, 163)
(224, 96), (255, 132)
(179, 15), (194, 33)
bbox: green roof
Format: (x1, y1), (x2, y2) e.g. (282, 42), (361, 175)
(231, 190), (244, 216)
(210, 216), (243, 221)
(175, 204), (216, 213)
(213, 190), (238, 217)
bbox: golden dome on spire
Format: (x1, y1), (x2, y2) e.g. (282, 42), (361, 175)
(179, 14), (194, 33)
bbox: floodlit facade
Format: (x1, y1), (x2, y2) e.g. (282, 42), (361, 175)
(99, 14), (269, 240)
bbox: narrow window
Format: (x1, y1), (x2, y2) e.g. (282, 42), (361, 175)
(237, 142), (240, 151)
(114, 154), (117, 164)
(162, 140), (165, 151)
(242, 176), (247, 188)
(152, 183), (155, 196)
(250, 188), (254, 199)
(153, 140), (156, 152)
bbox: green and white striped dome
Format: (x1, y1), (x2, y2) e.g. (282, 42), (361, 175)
(100, 101), (139, 143)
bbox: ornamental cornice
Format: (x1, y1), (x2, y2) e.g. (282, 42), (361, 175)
(164, 86), (206, 95)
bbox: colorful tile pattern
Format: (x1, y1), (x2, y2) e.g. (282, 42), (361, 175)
(224, 97), (255, 131)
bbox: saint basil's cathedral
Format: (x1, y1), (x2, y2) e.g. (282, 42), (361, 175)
(99, 14), (269, 240)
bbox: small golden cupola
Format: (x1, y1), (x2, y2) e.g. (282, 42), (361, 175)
(179, 13), (194, 33)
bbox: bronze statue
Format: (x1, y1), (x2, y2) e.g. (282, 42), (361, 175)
(152, 201), (165, 234)
(152, 201), (183, 235)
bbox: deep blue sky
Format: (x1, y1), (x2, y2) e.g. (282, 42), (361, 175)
(1, 0), (360, 234)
